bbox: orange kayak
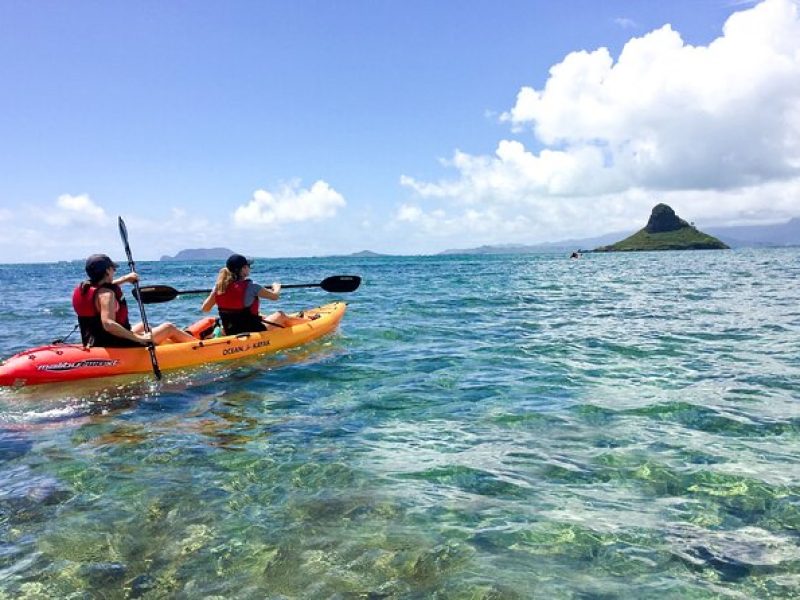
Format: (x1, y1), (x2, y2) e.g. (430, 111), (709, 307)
(0, 302), (346, 387)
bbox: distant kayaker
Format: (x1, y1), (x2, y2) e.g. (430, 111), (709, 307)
(201, 254), (313, 334)
(72, 254), (195, 347)
(570, 251), (581, 259)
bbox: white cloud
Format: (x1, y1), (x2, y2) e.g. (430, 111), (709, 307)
(401, 0), (800, 240)
(41, 193), (109, 226)
(613, 17), (637, 29)
(0, 197), (225, 262)
(396, 204), (424, 222)
(395, 177), (800, 248)
(503, 0), (800, 190)
(233, 180), (346, 228)
(404, 141), (621, 200)
(0, 189), (352, 262)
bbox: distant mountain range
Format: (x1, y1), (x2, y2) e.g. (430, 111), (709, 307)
(440, 217), (800, 255)
(158, 218), (800, 260)
(705, 217), (800, 247)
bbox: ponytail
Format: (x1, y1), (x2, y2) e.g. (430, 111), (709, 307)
(215, 267), (235, 294)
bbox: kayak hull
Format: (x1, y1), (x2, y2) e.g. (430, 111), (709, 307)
(0, 302), (346, 387)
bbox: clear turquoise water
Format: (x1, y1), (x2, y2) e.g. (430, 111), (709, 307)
(0, 250), (798, 598)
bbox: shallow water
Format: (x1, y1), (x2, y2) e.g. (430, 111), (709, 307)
(0, 250), (798, 598)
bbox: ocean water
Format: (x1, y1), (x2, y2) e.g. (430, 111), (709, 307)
(0, 250), (798, 598)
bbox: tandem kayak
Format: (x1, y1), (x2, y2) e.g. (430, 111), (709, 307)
(0, 302), (346, 387)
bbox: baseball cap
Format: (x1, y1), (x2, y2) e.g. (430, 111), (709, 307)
(85, 254), (118, 279)
(226, 254), (252, 271)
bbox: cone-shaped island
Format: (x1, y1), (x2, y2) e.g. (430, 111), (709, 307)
(595, 204), (729, 252)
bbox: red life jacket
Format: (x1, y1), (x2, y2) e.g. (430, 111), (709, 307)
(214, 279), (265, 334)
(72, 282), (132, 347)
(215, 280), (260, 314)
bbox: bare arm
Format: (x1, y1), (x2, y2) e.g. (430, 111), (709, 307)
(97, 289), (149, 344)
(257, 282), (281, 301)
(112, 272), (139, 286)
(201, 290), (217, 313)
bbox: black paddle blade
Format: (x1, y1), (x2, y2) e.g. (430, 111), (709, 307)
(118, 216), (128, 242)
(319, 275), (361, 293)
(134, 285), (180, 304)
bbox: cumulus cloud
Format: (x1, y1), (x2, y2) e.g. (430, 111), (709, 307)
(403, 141), (621, 200)
(400, 0), (800, 239)
(233, 180), (346, 228)
(502, 0), (800, 190)
(39, 193), (109, 227)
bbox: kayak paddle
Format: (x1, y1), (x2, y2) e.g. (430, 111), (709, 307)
(134, 275), (361, 304)
(118, 216), (162, 380)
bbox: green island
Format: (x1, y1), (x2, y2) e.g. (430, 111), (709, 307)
(595, 204), (729, 252)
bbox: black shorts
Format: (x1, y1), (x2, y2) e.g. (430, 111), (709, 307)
(91, 331), (143, 348)
(220, 312), (267, 335)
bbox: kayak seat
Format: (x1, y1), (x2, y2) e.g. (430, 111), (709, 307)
(185, 317), (220, 340)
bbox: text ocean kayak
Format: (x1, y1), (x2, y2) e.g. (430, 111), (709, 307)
(0, 302), (346, 387)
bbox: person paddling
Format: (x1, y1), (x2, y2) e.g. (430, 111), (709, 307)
(201, 254), (314, 335)
(72, 254), (195, 347)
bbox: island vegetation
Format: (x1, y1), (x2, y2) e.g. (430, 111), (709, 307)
(595, 204), (729, 252)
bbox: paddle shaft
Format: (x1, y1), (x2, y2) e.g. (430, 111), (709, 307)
(135, 275), (361, 304)
(162, 282), (327, 296)
(118, 217), (162, 380)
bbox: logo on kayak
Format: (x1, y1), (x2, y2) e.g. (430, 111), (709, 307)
(222, 340), (270, 356)
(36, 359), (120, 372)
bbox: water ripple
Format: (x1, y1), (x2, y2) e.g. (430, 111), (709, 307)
(0, 250), (798, 597)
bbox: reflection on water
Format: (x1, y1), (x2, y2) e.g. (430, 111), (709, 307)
(0, 251), (799, 597)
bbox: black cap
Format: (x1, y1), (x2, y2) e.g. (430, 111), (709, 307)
(85, 254), (118, 279)
(226, 254), (252, 272)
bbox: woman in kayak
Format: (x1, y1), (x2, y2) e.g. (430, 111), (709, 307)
(72, 254), (195, 348)
(201, 254), (312, 335)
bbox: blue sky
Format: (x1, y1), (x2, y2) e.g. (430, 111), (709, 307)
(1, 0), (798, 261)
